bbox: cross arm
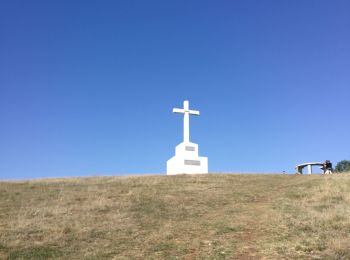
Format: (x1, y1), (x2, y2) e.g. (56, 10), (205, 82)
(189, 110), (200, 116)
(173, 108), (200, 115)
(173, 108), (185, 113)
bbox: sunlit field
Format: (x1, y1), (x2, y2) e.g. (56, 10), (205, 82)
(1, 173), (350, 259)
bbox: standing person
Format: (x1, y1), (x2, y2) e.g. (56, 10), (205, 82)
(323, 161), (327, 174)
(325, 160), (333, 174)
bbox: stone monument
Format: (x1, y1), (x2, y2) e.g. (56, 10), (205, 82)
(167, 100), (208, 175)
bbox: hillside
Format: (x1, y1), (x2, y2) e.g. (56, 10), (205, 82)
(1, 174), (350, 259)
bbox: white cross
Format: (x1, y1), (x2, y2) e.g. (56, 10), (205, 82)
(173, 100), (200, 143)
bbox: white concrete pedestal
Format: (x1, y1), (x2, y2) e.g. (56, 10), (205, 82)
(167, 142), (208, 175)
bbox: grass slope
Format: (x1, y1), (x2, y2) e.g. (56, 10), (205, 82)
(1, 174), (350, 259)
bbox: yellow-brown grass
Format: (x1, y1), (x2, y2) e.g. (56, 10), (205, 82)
(1, 173), (350, 259)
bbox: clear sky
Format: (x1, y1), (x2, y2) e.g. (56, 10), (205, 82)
(1, 1), (349, 179)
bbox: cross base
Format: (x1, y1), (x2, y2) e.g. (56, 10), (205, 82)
(166, 142), (208, 175)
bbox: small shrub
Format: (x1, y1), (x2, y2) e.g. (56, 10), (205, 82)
(335, 160), (350, 172)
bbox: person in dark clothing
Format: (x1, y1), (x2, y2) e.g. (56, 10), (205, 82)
(324, 160), (333, 174)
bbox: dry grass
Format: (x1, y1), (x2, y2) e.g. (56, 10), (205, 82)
(1, 173), (350, 259)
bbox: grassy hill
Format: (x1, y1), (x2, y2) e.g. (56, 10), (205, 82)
(1, 173), (350, 259)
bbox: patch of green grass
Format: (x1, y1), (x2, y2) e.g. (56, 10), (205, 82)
(321, 195), (344, 203)
(313, 204), (331, 212)
(212, 221), (242, 235)
(8, 246), (62, 260)
(211, 246), (231, 260)
(0, 242), (8, 251)
(285, 190), (308, 199)
(152, 242), (176, 252)
(89, 229), (106, 239)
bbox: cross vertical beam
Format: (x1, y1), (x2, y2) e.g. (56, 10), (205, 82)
(183, 101), (190, 142)
(173, 100), (200, 143)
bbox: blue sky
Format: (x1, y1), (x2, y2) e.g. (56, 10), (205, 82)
(0, 1), (349, 179)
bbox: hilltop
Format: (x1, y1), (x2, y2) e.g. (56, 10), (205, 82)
(1, 174), (350, 259)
